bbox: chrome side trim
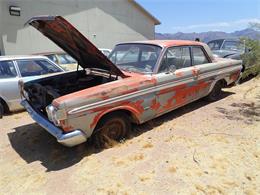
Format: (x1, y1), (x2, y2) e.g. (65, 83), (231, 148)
(21, 100), (87, 147)
(68, 63), (242, 115)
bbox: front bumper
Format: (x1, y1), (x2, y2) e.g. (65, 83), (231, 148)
(21, 100), (87, 147)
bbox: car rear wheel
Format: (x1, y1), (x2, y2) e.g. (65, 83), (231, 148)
(0, 102), (4, 119)
(205, 82), (222, 102)
(93, 112), (131, 148)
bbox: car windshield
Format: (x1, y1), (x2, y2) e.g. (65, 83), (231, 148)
(17, 59), (62, 77)
(58, 53), (77, 64)
(208, 40), (224, 50)
(109, 44), (162, 73)
(222, 41), (244, 52)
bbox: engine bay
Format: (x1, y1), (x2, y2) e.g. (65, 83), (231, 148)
(23, 70), (117, 114)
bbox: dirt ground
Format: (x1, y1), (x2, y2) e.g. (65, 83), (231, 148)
(0, 78), (259, 195)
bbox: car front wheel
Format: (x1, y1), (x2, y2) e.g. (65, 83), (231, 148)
(93, 112), (131, 148)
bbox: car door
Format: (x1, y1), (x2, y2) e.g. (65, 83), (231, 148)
(0, 60), (21, 111)
(191, 46), (214, 98)
(154, 46), (208, 116)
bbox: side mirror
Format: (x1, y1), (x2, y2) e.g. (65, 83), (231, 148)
(168, 65), (176, 73)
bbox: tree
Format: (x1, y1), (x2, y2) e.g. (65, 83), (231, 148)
(240, 37), (260, 78)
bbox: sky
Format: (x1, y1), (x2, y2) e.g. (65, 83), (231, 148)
(137, 0), (260, 33)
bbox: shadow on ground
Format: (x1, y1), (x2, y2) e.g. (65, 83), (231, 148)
(216, 102), (260, 125)
(239, 74), (257, 84)
(8, 91), (234, 172)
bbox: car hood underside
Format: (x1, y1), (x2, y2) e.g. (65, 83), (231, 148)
(26, 15), (126, 78)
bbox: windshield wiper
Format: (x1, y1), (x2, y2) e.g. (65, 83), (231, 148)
(85, 68), (119, 79)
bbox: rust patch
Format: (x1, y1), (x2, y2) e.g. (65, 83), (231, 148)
(192, 67), (199, 77)
(175, 71), (184, 77)
(158, 81), (210, 113)
(89, 99), (145, 129)
(150, 99), (161, 111)
(158, 84), (187, 95)
(54, 74), (157, 105)
(60, 120), (74, 132)
(230, 71), (240, 82)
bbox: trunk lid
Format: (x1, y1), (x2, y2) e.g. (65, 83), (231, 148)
(26, 15), (126, 78)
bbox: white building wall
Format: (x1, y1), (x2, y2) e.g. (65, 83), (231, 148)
(0, 0), (156, 55)
(0, 2), (4, 55)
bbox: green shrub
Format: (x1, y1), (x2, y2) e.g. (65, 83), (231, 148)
(241, 38), (260, 78)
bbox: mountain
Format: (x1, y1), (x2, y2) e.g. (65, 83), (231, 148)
(155, 28), (260, 43)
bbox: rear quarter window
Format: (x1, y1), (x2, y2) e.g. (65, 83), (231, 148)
(192, 47), (210, 65)
(0, 61), (17, 78)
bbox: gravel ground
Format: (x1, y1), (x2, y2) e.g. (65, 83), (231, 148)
(0, 78), (259, 195)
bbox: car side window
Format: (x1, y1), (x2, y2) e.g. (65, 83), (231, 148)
(159, 47), (191, 73)
(46, 54), (58, 63)
(192, 47), (209, 65)
(0, 60), (17, 78)
(58, 54), (76, 64)
(16, 59), (61, 77)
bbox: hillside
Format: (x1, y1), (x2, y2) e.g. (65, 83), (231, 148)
(155, 28), (260, 42)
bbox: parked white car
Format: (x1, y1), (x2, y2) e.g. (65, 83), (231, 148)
(0, 55), (64, 118)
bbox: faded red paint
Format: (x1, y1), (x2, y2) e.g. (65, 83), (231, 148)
(158, 84), (187, 95)
(134, 40), (204, 48)
(230, 71), (240, 82)
(175, 71), (184, 77)
(89, 99), (145, 129)
(53, 73), (157, 106)
(52, 101), (60, 107)
(127, 99), (145, 117)
(90, 109), (108, 129)
(158, 81), (210, 114)
(60, 120), (74, 132)
(29, 16), (125, 78)
(150, 99), (161, 111)
(192, 67), (200, 77)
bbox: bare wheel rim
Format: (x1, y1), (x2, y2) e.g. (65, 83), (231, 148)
(100, 119), (126, 141)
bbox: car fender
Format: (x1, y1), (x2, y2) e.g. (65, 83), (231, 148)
(90, 104), (142, 130)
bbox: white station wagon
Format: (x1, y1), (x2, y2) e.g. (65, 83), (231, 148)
(0, 55), (64, 118)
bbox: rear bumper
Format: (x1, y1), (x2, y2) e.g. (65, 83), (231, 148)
(21, 100), (87, 147)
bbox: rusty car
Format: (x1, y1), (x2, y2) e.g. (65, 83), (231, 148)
(21, 16), (242, 147)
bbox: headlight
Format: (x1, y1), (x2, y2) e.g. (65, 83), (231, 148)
(46, 105), (67, 126)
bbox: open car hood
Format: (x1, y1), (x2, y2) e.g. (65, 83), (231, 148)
(26, 15), (126, 78)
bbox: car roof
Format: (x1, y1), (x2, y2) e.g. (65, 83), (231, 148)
(33, 51), (65, 55)
(99, 48), (112, 51)
(208, 38), (241, 43)
(0, 55), (50, 61)
(117, 40), (205, 48)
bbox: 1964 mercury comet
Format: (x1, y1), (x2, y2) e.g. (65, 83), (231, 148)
(21, 16), (242, 147)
